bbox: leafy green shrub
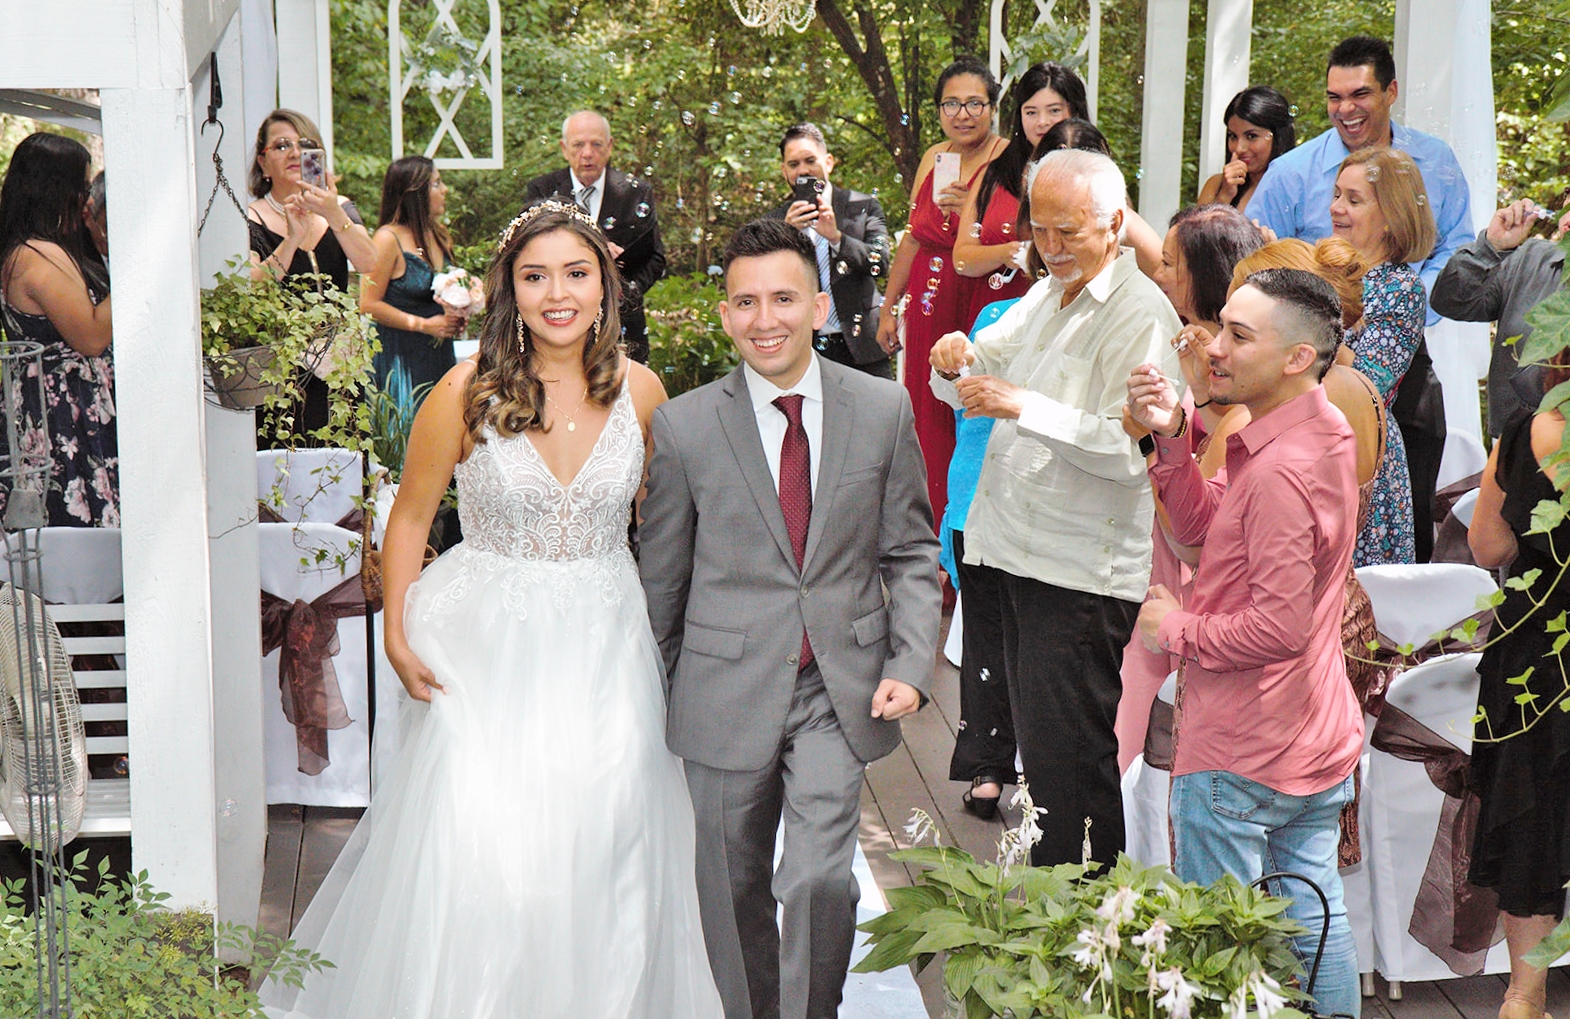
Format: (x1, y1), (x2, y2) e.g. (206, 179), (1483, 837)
(0, 855), (331, 1018)
(645, 272), (737, 396)
(856, 791), (1311, 1019)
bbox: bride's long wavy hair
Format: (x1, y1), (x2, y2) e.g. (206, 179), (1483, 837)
(464, 202), (624, 442)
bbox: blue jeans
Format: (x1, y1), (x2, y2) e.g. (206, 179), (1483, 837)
(1170, 770), (1359, 1019)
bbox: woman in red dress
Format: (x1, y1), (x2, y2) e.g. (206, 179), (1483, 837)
(876, 56), (1004, 528)
(953, 63), (1088, 327)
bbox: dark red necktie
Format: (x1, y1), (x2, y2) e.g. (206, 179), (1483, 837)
(774, 394), (814, 670)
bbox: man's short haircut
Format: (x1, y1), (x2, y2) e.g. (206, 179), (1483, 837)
(722, 218), (818, 292)
(1027, 148), (1124, 229)
(1168, 204), (1265, 324)
(1328, 35), (1396, 90)
(561, 110), (611, 142)
(1242, 268), (1345, 380)
(779, 122), (828, 158)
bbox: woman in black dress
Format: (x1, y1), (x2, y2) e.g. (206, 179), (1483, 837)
(0, 132), (117, 527)
(245, 108), (377, 443)
(1468, 363), (1570, 1019)
(359, 155), (463, 422)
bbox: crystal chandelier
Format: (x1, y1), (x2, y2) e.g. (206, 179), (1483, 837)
(728, 0), (817, 34)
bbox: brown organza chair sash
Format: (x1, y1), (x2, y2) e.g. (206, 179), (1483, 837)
(260, 573), (365, 776)
(1362, 610), (1493, 719)
(1368, 699), (1503, 976)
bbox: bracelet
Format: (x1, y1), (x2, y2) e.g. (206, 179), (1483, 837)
(1194, 398), (1213, 409)
(336, 219), (354, 232)
(1169, 406), (1189, 440)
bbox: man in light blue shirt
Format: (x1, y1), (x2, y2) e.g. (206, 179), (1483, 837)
(1249, 35), (1472, 327)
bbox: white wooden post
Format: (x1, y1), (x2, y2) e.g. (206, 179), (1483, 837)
(1197, 0), (1253, 186)
(241, 0), (280, 146)
(101, 82), (221, 910)
(196, 9), (268, 938)
(275, 0), (334, 159)
(1395, 0), (1496, 476)
(1138, 0), (1189, 230)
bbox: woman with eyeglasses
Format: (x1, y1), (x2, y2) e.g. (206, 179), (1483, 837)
(877, 55), (1005, 530)
(360, 155), (464, 420)
(246, 108), (377, 442)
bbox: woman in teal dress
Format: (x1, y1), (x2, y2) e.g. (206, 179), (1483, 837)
(360, 155), (464, 419)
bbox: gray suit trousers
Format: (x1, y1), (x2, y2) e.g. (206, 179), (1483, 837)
(683, 665), (864, 1019)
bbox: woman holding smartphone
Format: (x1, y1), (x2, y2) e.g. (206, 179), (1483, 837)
(245, 108), (377, 441)
(360, 155), (464, 419)
(876, 56), (1005, 530)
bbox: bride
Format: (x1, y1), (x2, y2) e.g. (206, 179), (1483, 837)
(262, 200), (724, 1018)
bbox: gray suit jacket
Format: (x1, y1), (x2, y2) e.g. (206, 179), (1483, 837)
(640, 358), (942, 771)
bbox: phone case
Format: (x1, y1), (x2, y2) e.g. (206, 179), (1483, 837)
(932, 152), (961, 193)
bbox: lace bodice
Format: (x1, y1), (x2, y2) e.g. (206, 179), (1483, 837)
(454, 377), (641, 562)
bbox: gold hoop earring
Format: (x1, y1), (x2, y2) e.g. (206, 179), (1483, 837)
(515, 310), (528, 355)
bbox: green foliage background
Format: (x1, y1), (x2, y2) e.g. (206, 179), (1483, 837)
(327, 1), (1568, 277)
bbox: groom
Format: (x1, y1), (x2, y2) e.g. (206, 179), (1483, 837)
(641, 217), (942, 1019)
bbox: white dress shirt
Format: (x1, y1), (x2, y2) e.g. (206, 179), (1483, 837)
(930, 249), (1181, 602)
(743, 354), (823, 496)
(571, 170), (606, 223)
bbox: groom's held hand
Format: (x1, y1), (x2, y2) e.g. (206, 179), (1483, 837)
(871, 678), (919, 720)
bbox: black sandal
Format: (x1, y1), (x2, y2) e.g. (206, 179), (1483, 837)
(961, 773), (1003, 821)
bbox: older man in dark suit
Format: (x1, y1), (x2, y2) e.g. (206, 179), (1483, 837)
(525, 110), (667, 361)
(765, 123), (893, 378)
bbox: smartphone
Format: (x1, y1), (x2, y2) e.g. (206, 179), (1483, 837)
(932, 152), (961, 194)
(300, 147), (328, 189)
(792, 175), (825, 219)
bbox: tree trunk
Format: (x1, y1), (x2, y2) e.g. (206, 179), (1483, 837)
(816, 0), (922, 185)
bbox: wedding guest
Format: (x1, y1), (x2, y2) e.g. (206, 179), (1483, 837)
(86, 170), (109, 259)
(1026, 119), (1163, 277)
(0, 132), (117, 527)
(1197, 87), (1297, 213)
(1330, 146), (1435, 566)
(952, 62), (1086, 322)
(246, 108), (377, 442)
(1467, 355), (1570, 1019)
(877, 56), (1006, 529)
(1129, 269), (1363, 1019)
(360, 155), (465, 419)
(1432, 197), (1570, 437)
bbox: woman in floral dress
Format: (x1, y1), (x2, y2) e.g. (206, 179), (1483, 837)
(0, 132), (117, 527)
(1330, 147), (1436, 566)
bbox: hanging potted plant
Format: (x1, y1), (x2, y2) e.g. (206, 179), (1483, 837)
(200, 267), (378, 452)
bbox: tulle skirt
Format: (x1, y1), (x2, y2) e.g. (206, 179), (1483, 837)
(261, 545), (724, 1018)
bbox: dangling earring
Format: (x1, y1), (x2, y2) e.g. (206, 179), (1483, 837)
(590, 307), (604, 343)
(515, 310), (529, 355)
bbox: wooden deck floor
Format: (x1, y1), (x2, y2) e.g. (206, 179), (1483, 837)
(259, 612), (1564, 1019)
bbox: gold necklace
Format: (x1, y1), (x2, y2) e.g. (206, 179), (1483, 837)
(544, 384), (589, 432)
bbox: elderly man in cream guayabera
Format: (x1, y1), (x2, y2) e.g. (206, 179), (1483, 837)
(929, 148), (1181, 868)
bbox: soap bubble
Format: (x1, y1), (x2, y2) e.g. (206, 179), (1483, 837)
(928, 256), (944, 273)
(636, 201), (651, 218)
(708, 101), (721, 115)
(681, 110), (696, 126)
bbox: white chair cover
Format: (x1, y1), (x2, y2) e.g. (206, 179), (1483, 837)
(1450, 489), (1480, 529)
(259, 522), (372, 806)
(1120, 672), (1177, 868)
(1355, 563), (1497, 651)
(257, 448), (363, 526)
(1361, 651), (1512, 981)
(35, 527), (125, 604)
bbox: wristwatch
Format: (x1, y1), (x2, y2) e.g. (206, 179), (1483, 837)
(1138, 434), (1156, 457)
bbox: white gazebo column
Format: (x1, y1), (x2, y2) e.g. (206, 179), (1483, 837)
(1197, 0), (1253, 185)
(1137, 0), (1189, 231)
(195, 8), (267, 938)
(1395, 0), (1495, 477)
(274, 0), (333, 157)
(101, 84), (220, 910)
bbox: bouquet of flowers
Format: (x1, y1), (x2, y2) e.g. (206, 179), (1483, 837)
(432, 267), (486, 318)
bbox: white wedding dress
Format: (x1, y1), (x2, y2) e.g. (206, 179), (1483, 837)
(262, 376), (724, 1019)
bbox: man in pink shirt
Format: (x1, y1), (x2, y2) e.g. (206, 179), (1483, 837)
(1126, 268), (1364, 1019)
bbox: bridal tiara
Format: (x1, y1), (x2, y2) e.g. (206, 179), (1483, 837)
(499, 199), (599, 249)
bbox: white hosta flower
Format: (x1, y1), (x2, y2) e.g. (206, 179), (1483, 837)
(1153, 967), (1201, 1019)
(1132, 916), (1173, 965)
(1072, 928), (1113, 981)
(1096, 885), (1138, 927)
(903, 808), (937, 847)
(1227, 971), (1289, 1019)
